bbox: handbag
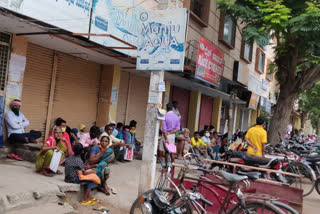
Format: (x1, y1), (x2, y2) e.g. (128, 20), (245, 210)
(165, 143), (177, 153)
(77, 171), (101, 185)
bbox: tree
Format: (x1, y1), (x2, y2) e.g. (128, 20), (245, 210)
(217, 0), (320, 144)
(299, 82), (320, 135)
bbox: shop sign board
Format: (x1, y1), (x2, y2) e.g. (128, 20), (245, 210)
(195, 36), (224, 86)
(248, 93), (259, 109)
(0, 0), (92, 33)
(136, 8), (187, 71)
(90, 0), (142, 56)
(262, 79), (268, 91)
(248, 75), (262, 96)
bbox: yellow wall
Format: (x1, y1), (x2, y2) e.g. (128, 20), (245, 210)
(96, 65), (121, 127)
(211, 97), (222, 133)
(188, 91), (201, 135)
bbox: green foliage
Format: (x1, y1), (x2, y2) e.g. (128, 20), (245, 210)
(299, 82), (320, 128)
(217, 0), (320, 67)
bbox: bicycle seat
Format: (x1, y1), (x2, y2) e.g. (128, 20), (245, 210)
(219, 170), (248, 183)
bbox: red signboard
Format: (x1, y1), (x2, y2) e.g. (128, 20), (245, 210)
(195, 36), (224, 86)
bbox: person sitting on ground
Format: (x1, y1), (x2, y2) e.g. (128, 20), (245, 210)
(115, 122), (124, 138)
(6, 99), (41, 144)
(64, 143), (96, 205)
(209, 125), (215, 134)
(191, 131), (207, 157)
(208, 132), (220, 160)
(36, 126), (73, 176)
(245, 116), (267, 157)
(54, 118), (73, 155)
(88, 136), (115, 195)
(77, 124), (86, 139)
(199, 125), (210, 137)
(176, 128), (191, 159)
(202, 130), (212, 158)
(69, 128), (79, 145)
(100, 124), (130, 162)
(109, 121), (118, 137)
(79, 126), (100, 162)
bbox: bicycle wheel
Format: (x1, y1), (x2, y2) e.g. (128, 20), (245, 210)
(283, 161), (316, 196)
(130, 188), (192, 214)
(315, 178), (320, 195)
(228, 200), (284, 214)
(271, 201), (299, 214)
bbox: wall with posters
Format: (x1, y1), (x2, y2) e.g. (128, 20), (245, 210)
(0, 0), (92, 33)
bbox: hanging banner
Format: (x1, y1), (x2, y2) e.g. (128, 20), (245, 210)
(136, 8), (187, 71)
(248, 93), (259, 109)
(195, 36), (224, 86)
(90, 0), (142, 56)
(0, 0), (92, 33)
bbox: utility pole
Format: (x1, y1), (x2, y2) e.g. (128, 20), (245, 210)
(138, 0), (169, 195)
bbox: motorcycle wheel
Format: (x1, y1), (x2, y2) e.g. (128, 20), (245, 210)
(315, 179), (320, 195)
(130, 188), (192, 214)
(283, 161), (316, 197)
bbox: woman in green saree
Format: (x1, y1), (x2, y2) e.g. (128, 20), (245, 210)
(35, 126), (72, 176)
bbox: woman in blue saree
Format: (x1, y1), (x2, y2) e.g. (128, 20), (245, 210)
(88, 136), (114, 195)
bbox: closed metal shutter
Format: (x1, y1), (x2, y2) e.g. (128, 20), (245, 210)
(170, 86), (191, 128)
(127, 74), (149, 140)
(198, 94), (213, 130)
(21, 44), (54, 141)
(116, 71), (130, 123)
(51, 53), (101, 131)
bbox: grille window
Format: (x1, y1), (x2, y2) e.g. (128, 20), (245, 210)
(0, 32), (11, 92)
(0, 33), (11, 43)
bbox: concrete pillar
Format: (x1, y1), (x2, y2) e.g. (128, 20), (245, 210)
(211, 97), (222, 133)
(162, 81), (171, 107)
(138, 71), (164, 194)
(232, 104), (238, 134)
(96, 65), (121, 127)
(187, 91), (201, 134)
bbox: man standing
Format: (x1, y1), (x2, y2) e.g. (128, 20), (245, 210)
(245, 116), (267, 157)
(172, 101), (181, 119)
(162, 103), (180, 162)
(5, 99), (41, 144)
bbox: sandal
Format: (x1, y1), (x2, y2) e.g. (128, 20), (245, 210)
(13, 154), (23, 161)
(40, 170), (54, 177)
(56, 170), (63, 175)
(110, 187), (117, 195)
(90, 198), (100, 203)
(80, 200), (96, 206)
(7, 153), (15, 160)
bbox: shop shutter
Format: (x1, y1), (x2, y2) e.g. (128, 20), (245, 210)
(116, 71), (130, 123)
(170, 86), (190, 128)
(198, 94), (213, 130)
(127, 74), (149, 140)
(51, 53), (101, 131)
(21, 44), (54, 142)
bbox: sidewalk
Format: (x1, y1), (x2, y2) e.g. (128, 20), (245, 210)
(0, 158), (319, 213)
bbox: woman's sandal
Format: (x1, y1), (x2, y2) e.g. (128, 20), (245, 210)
(40, 170), (54, 177)
(90, 198), (100, 203)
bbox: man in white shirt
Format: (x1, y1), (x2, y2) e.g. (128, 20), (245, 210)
(5, 99), (41, 144)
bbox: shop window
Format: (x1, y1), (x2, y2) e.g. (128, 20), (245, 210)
(240, 40), (253, 63)
(184, 0), (211, 27)
(219, 12), (236, 49)
(255, 48), (265, 74)
(266, 59), (274, 81)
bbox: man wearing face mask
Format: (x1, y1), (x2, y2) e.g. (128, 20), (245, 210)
(6, 99), (42, 144)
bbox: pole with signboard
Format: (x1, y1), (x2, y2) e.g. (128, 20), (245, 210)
(136, 7), (187, 194)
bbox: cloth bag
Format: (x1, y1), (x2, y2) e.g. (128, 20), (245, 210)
(77, 171), (101, 184)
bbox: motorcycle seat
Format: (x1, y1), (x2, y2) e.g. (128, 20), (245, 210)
(237, 171), (261, 181)
(219, 170), (248, 183)
(304, 154), (320, 163)
(229, 150), (278, 167)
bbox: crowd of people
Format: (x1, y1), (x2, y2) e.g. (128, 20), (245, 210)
(5, 99), (142, 204)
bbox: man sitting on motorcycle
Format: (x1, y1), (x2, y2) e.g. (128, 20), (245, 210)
(245, 116), (267, 157)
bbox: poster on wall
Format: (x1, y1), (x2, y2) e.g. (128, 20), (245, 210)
(0, 0), (92, 33)
(136, 8), (187, 71)
(90, 0), (142, 56)
(248, 93), (259, 109)
(195, 36), (224, 87)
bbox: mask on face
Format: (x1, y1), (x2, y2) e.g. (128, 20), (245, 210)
(205, 133), (210, 137)
(11, 108), (20, 116)
(130, 129), (136, 134)
(61, 127), (66, 133)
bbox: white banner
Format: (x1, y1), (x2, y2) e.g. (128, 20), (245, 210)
(136, 8), (187, 71)
(0, 0), (92, 33)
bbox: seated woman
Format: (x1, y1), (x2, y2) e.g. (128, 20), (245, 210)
(88, 136), (115, 195)
(35, 126), (73, 176)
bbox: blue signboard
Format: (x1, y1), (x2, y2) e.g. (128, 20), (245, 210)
(90, 0), (141, 56)
(136, 8), (187, 71)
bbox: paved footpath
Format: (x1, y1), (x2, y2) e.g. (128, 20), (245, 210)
(0, 158), (319, 213)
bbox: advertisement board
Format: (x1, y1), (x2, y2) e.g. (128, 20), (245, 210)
(136, 8), (187, 71)
(248, 74), (262, 96)
(195, 36), (224, 86)
(248, 93), (259, 109)
(0, 0), (92, 33)
(90, 0), (141, 56)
